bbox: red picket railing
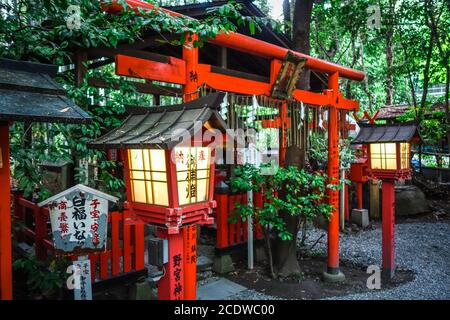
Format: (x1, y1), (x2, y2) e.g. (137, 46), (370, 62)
(12, 193), (145, 282)
(214, 191), (264, 249)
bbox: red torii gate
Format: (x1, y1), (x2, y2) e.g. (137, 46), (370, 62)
(105, 0), (364, 298)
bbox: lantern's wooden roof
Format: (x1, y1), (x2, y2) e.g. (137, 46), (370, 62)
(352, 122), (420, 144)
(89, 93), (228, 149)
(0, 58), (91, 123)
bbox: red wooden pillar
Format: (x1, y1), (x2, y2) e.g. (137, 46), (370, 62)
(157, 228), (184, 300)
(34, 205), (48, 261)
(215, 192), (229, 249)
(356, 182), (363, 210)
(182, 33), (199, 300)
(183, 33), (199, 102)
(325, 72), (344, 280)
(381, 180), (395, 279)
(0, 122), (12, 300)
(183, 225), (197, 300)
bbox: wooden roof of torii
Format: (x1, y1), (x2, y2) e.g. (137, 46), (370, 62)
(105, 0), (364, 82)
(103, 0), (364, 111)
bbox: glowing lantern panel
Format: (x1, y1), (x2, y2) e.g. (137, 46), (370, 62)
(400, 142), (410, 169)
(175, 147), (211, 206)
(369, 143), (397, 170)
(128, 149), (169, 206)
(369, 142), (410, 171)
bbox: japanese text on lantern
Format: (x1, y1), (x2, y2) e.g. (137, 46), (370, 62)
(186, 154), (197, 200)
(175, 147), (210, 205)
(173, 254), (183, 300)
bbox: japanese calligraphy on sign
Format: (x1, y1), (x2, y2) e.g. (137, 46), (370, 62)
(73, 257), (92, 300)
(38, 184), (118, 254)
(271, 51), (307, 100)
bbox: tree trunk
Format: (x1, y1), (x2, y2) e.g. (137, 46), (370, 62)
(292, 0), (314, 91)
(273, 146), (305, 277)
(384, 0), (396, 106)
(360, 40), (374, 113)
(442, 84), (449, 168)
(283, 0), (292, 39)
(398, 31), (418, 112)
(419, 33), (434, 120)
(271, 0), (314, 278)
(424, 0), (450, 167)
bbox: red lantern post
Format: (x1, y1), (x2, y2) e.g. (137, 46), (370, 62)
(351, 122), (420, 279)
(182, 33), (200, 300)
(90, 93), (228, 300)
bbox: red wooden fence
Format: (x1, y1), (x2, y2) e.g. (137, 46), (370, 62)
(13, 193), (145, 282)
(215, 191), (264, 249)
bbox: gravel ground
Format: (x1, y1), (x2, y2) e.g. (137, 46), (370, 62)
(226, 222), (450, 300)
(306, 222), (450, 300)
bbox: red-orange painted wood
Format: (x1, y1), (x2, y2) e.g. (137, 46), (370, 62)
(183, 225), (197, 300)
(215, 193), (229, 249)
(228, 195), (236, 246)
(123, 211), (132, 273)
(89, 253), (98, 282)
(13, 192), (25, 242)
(157, 227), (184, 300)
(0, 123), (12, 300)
(183, 35), (200, 101)
(34, 206), (47, 261)
(382, 180), (395, 278)
(116, 54), (186, 85)
(111, 212), (120, 276)
(105, 0), (365, 81)
(99, 251), (109, 280)
(182, 36), (200, 300)
(199, 64), (270, 96)
(357, 182), (363, 210)
(326, 72), (341, 274)
(133, 222), (145, 271)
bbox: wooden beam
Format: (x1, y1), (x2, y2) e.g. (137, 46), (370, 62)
(88, 47), (170, 64)
(87, 77), (181, 96)
(113, 53), (359, 109)
(115, 54), (186, 85)
(199, 64), (270, 95)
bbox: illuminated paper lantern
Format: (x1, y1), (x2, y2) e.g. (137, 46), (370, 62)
(90, 93), (228, 234)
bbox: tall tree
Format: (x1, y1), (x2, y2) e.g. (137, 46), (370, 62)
(424, 0), (450, 159)
(273, 0), (315, 277)
(283, 0), (292, 39)
(383, 0), (396, 105)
